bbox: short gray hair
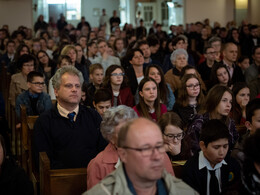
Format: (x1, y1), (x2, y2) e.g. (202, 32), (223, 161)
(52, 66), (84, 89)
(170, 48), (188, 62)
(100, 105), (138, 141)
(208, 36), (221, 46)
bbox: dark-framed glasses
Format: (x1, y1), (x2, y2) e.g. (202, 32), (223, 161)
(111, 73), (125, 76)
(163, 132), (185, 140)
(30, 82), (45, 86)
(186, 83), (200, 89)
(122, 144), (165, 157)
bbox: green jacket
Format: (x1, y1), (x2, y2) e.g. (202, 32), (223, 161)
(84, 164), (198, 195)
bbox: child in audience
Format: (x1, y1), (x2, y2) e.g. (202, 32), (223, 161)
(232, 98), (260, 165)
(230, 82), (250, 125)
(85, 63), (104, 108)
(103, 65), (134, 107)
(173, 74), (204, 127)
(158, 112), (192, 161)
(182, 119), (241, 195)
(210, 63), (232, 89)
(133, 77), (167, 122)
(93, 88), (112, 117)
(145, 64), (175, 110)
(237, 56), (250, 74)
(187, 85), (238, 154)
(15, 71), (52, 118)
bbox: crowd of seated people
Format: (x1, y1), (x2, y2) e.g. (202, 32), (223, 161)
(0, 15), (260, 194)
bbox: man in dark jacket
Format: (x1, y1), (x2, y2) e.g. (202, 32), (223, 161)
(33, 66), (107, 169)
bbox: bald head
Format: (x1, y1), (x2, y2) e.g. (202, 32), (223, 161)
(223, 42), (238, 65)
(117, 118), (163, 147)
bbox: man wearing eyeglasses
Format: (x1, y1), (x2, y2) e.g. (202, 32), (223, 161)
(15, 71), (52, 118)
(85, 118), (198, 195)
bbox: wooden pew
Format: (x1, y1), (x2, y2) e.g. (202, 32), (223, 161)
(39, 152), (87, 195)
(172, 160), (186, 178)
(20, 104), (39, 194)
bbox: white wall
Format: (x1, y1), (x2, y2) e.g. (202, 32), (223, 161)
(0, 0), (33, 32)
(185, 0), (235, 26)
(81, 0), (120, 28)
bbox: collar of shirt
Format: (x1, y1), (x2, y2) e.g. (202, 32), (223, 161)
(57, 103), (79, 121)
(199, 151), (227, 171)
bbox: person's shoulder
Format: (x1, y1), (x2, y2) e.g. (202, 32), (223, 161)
(163, 170), (199, 194)
(80, 105), (102, 121)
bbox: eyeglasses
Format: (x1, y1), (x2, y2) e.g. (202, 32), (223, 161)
(163, 132), (185, 140)
(186, 83), (200, 89)
(122, 144), (165, 157)
(111, 73), (124, 76)
(30, 82), (45, 86)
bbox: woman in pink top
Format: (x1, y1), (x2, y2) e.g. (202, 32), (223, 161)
(87, 105), (138, 189)
(133, 77), (167, 122)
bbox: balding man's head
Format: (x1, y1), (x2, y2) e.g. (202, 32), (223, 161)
(117, 118), (165, 183)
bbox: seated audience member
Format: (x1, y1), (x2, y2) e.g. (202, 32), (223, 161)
(33, 66), (107, 169)
(136, 40), (161, 70)
(113, 38), (126, 58)
(248, 65), (260, 99)
(232, 98), (260, 165)
(7, 44), (30, 75)
(163, 36), (195, 73)
(103, 65), (134, 107)
(85, 63), (104, 108)
(230, 82), (250, 125)
(93, 39), (121, 72)
(0, 40), (15, 68)
(240, 130), (260, 194)
(86, 41), (98, 64)
(158, 112), (192, 161)
(37, 50), (56, 86)
(84, 118), (198, 195)
(237, 55), (250, 74)
(48, 55), (72, 100)
(245, 45), (260, 84)
(133, 77), (167, 122)
(75, 43), (91, 83)
(222, 42), (244, 84)
(125, 49), (145, 103)
(197, 46), (217, 89)
(60, 45), (88, 83)
(9, 54), (37, 107)
(93, 88), (112, 117)
(164, 49), (188, 94)
(0, 135), (34, 195)
(187, 85), (238, 154)
(15, 71), (52, 118)
(180, 65), (207, 93)
(208, 36), (222, 62)
(87, 106), (138, 189)
(209, 63), (232, 90)
(182, 119), (241, 195)
(173, 74), (205, 127)
(145, 64), (175, 111)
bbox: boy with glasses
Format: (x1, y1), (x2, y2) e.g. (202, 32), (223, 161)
(15, 71), (52, 118)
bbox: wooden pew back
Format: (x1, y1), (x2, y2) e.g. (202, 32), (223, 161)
(39, 152), (87, 195)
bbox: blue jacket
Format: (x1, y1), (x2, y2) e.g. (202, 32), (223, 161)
(15, 90), (52, 118)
